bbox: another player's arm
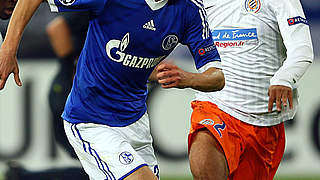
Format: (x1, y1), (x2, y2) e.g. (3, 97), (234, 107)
(155, 62), (224, 92)
(165, 1), (224, 92)
(0, 0), (44, 90)
(267, 0), (313, 112)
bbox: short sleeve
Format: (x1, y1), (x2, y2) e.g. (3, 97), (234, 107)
(47, 0), (107, 14)
(181, 0), (221, 70)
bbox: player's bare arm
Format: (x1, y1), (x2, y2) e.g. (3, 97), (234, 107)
(0, 0), (44, 90)
(155, 62), (225, 92)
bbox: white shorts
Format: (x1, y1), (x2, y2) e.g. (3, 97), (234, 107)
(64, 113), (159, 180)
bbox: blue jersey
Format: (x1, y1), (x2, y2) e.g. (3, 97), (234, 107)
(48, 0), (221, 127)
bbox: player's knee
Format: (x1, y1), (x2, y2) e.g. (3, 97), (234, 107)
(125, 166), (158, 180)
(191, 169), (213, 180)
(189, 154), (212, 179)
(191, 164), (227, 180)
(46, 17), (66, 37)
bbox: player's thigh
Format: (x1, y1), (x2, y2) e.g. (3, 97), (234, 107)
(189, 129), (228, 180)
(124, 166), (158, 180)
(136, 144), (160, 178)
(118, 112), (160, 179)
(230, 124), (285, 180)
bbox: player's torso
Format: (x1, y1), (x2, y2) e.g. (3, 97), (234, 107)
(205, 0), (285, 61)
(94, 0), (186, 67)
(200, 0), (286, 113)
(65, 0), (193, 126)
(81, 0), (188, 91)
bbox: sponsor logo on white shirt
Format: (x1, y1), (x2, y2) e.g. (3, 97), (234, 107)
(287, 16), (309, 26)
(211, 28), (258, 48)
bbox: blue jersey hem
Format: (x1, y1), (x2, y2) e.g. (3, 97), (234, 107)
(62, 109), (147, 127)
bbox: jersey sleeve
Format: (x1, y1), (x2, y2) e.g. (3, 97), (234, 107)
(181, 1), (221, 71)
(269, 0), (313, 88)
(47, 0), (107, 14)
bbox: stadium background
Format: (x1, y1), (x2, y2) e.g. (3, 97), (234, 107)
(0, 1), (319, 179)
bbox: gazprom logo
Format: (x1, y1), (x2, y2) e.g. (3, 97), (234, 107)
(105, 33), (164, 69)
(211, 28), (258, 41)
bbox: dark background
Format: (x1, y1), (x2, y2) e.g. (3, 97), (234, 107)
(0, 1), (319, 59)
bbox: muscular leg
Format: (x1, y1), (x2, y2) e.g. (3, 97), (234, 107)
(189, 129), (229, 180)
(124, 166), (158, 180)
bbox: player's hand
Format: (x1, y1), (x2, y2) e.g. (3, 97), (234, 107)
(0, 48), (22, 90)
(268, 85), (293, 112)
(156, 62), (191, 89)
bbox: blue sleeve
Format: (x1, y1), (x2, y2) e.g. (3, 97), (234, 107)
(181, 1), (221, 70)
(47, 0), (107, 14)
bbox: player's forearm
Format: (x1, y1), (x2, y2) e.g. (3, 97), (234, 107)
(270, 60), (312, 88)
(270, 43), (313, 88)
(272, 0), (314, 88)
(187, 67), (225, 92)
(1, 0), (43, 54)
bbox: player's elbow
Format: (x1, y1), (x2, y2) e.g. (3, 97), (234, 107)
(202, 70), (225, 92)
(300, 44), (314, 64)
(213, 70), (225, 91)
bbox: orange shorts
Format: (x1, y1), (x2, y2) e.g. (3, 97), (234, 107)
(188, 101), (285, 180)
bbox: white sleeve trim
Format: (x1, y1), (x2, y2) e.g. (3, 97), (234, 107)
(47, 0), (59, 12)
(198, 61), (222, 73)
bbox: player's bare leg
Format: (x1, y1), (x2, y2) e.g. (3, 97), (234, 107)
(124, 166), (158, 180)
(189, 129), (229, 180)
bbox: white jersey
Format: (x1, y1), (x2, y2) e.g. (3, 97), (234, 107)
(196, 0), (313, 126)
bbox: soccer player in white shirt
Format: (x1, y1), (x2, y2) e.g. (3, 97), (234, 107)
(156, 0), (313, 179)
(190, 0), (313, 179)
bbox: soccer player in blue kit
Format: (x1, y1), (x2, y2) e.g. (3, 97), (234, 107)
(0, 0), (225, 179)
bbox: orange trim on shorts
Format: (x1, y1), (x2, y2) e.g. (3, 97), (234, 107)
(188, 101), (285, 180)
